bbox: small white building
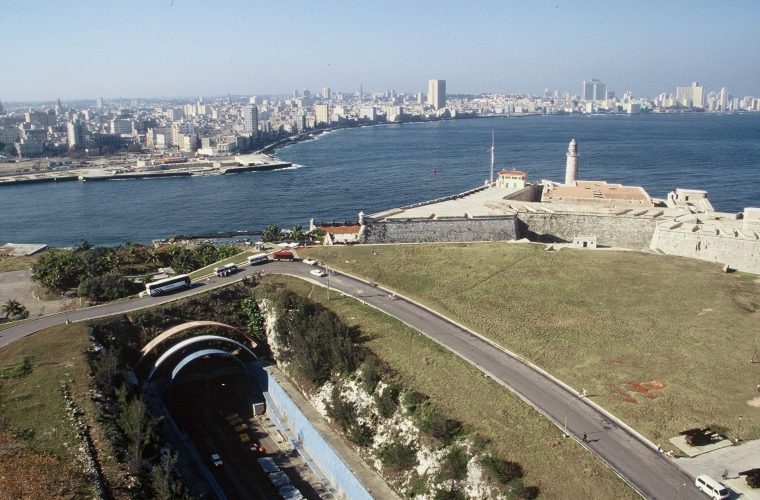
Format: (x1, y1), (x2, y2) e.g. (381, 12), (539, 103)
(496, 170), (527, 189)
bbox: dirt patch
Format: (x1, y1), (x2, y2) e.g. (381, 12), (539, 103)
(696, 308), (714, 316)
(747, 397), (760, 408)
(612, 385), (638, 404)
(608, 358), (626, 365)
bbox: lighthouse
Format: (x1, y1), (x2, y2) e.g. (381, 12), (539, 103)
(565, 139), (579, 185)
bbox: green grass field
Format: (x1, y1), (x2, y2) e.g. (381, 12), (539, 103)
(265, 275), (637, 499)
(188, 250), (255, 280)
(0, 252), (38, 273)
(0, 323), (91, 495)
(301, 243), (760, 446)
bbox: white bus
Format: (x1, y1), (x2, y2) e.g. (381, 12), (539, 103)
(145, 274), (191, 296)
(247, 253), (269, 266)
(213, 263), (239, 277)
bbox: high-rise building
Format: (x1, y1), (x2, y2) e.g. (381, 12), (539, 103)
(67, 121), (84, 148)
(428, 79), (446, 109)
(0, 99), (4, 114)
(322, 87), (331, 100)
(719, 87), (729, 112)
(96, 97), (103, 108)
(676, 82), (705, 108)
(110, 118), (133, 135)
(582, 79), (605, 101)
(315, 104), (330, 125)
(244, 105), (259, 133)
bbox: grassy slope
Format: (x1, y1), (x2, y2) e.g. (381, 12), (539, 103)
(301, 243), (760, 445)
(0, 253), (38, 273)
(0, 323), (92, 496)
(265, 275), (636, 499)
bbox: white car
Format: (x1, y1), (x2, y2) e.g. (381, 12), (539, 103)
(310, 269), (327, 277)
(303, 258), (317, 266)
(210, 453), (223, 467)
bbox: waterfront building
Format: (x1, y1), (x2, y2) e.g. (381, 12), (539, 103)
(428, 79), (446, 109)
(582, 79), (606, 101)
(359, 106), (376, 121)
(66, 121), (84, 148)
(496, 170), (527, 189)
(243, 105), (258, 133)
(719, 87), (729, 112)
(315, 104), (330, 125)
(676, 82), (705, 108)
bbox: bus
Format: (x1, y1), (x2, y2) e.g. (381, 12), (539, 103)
(247, 253), (269, 266)
(213, 263), (239, 277)
(145, 274), (191, 296)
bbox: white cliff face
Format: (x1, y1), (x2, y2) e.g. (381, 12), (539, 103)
(258, 300), (510, 499)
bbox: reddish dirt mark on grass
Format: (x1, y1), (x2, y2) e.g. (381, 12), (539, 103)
(609, 358), (626, 365)
(612, 385), (638, 404)
(629, 380), (666, 399)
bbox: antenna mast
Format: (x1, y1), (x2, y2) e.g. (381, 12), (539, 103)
(489, 130), (495, 184)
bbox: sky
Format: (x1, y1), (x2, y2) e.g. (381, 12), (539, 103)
(2, 0), (759, 102)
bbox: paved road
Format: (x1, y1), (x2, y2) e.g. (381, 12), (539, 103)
(0, 261), (699, 499)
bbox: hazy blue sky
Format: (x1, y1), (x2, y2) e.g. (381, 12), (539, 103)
(2, 0), (759, 101)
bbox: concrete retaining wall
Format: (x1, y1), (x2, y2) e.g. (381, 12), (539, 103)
(362, 216), (517, 243)
(516, 212), (658, 250)
(650, 225), (760, 274)
(250, 366), (372, 500)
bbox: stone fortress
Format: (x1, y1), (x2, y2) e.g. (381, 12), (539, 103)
(314, 140), (760, 274)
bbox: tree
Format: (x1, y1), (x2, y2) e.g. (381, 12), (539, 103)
(291, 224), (306, 242)
(117, 391), (156, 475)
(74, 239), (93, 252)
(2, 142), (16, 156)
(262, 224), (281, 243)
(1, 299), (29, 320)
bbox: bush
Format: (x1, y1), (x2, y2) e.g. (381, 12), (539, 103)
(375, 383), (401, 418)
(480, 453), (523, 484)
(377, 439), (418, 472)
(402, 390), (428, 414)
(415, 403), (464, 446)
(326, 386), (357, 433)
(438, 446), (469, 481)
(360, 357), (382, 394)
(348, 423), (375, 447)
(77, 273), (142, 302)
(434, 487), (467, 500)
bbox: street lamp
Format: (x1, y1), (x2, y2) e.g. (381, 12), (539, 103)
(325, 267), (330, 300)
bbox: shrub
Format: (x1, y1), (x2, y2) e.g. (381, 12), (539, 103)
(434, 487), (467, 500)
(375, 383), (401, 418)
(438, 446), (469, 481)
(348, 423), (375, 447)
(377, 439), (418, 472)
(480, 453), (523, 484)
(360, 357), (383, 394)
(415, 403), (464, 446)
(402, 390), (428, 414)
(326, 386), (357, 433)
(77, 272), (142, 302)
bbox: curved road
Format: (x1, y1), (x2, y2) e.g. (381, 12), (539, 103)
(0, 261), (697, 499)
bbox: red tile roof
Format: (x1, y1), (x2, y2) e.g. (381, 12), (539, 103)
(498, 169), (527, 176)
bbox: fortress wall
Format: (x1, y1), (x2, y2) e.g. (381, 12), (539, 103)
(362, 216), (517, 243)
(515, 212), (658, 250)
(502, 184), (544, 202)
(650, 226), (760, 274)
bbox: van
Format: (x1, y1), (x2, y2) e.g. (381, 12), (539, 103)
(695, 474), (730, 499)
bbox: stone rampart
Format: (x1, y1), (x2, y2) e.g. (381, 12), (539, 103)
(515, 212), (658, 250)
(650, 224), (760, 274)
(361, 216), (517, 244)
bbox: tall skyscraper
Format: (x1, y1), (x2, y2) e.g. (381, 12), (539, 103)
(428, 79), (446, 109)
(582, 79), (605, 101)
(0, 100), (5, 115)
(96, 97), (103, 108)
(67, 121), (84, 148)
(321, 87), (331, 100)
(243, 105), (259, 133)
(719, 87), (729, 112)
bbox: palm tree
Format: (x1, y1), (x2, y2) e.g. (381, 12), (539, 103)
(291, 224), (305, 242)
(1, 299), (28, 320)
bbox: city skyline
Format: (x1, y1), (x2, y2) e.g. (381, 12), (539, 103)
(1, 0), (759, 101)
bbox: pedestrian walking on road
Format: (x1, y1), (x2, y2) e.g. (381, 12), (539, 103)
(582, 433), (588, 443)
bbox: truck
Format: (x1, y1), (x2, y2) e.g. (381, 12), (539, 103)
(271, 250), (296, 261)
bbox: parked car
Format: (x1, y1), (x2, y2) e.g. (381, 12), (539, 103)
(310, 269), (327, 277)
(210, 453), (223, 467)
